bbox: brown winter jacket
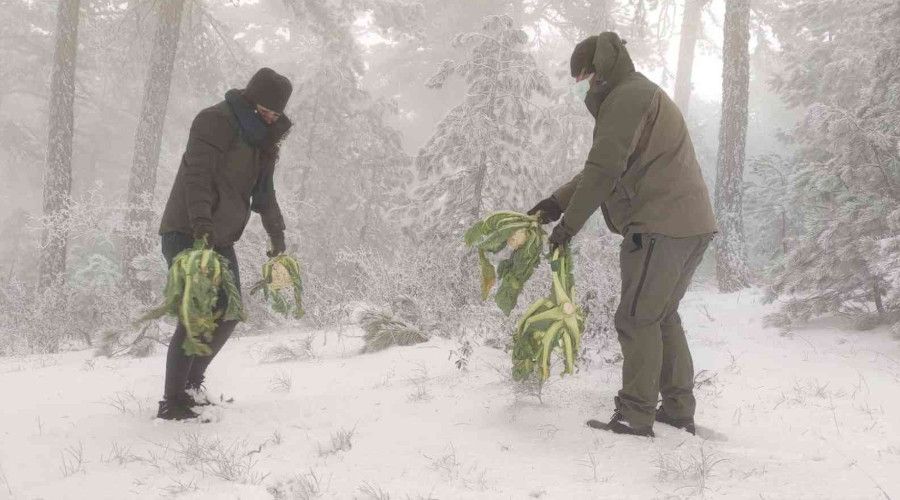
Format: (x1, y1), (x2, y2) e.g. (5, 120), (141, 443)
(553, 33), (716, 238)
(159, 92), (288, 247)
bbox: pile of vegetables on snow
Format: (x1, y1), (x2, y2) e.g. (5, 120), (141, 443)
(465, 211), (585, 382)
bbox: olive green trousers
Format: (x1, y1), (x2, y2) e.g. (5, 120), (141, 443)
(613, 232), (714, 428)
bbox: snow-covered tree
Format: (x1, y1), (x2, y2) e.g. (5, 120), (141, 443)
(714, 0), (752, 293)
(412, 14), (551, 237)
(0, 1), (51, 220)
(533, 87), (595, 192)
(673, 0), (711, 114)
(764, 0), (900, 330)
(278, 0), (411, 258)
(40, 0), (81, 288)
(743, 154), (797, 272)
(124, 0), (186, 296)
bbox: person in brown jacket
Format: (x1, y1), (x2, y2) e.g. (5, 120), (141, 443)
(156, 68), (292, 420)
(528, 33), (717, 437)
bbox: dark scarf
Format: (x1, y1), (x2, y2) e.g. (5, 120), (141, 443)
(225, 89), (268, 147)
(584, 77), (613, 117)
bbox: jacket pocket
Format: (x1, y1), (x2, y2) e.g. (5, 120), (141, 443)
(630, 236), (656, 317)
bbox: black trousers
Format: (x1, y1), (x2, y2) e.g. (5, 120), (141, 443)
(160, 232), (242, 400)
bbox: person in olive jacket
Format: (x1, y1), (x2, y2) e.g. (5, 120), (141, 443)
(156, 68), (292, 420)
(528, 33), (717, 437)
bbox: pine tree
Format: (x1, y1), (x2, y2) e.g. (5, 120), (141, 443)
(281, 0), (411, 256)
(743, 154), (796, 271)
(40, 0), (81, 288)
(0, 0), (52, 176)
(533, 84), (595, 198)
(673, 0), (710, 114)
(714, 0), (752, 293)
(764, 0), (900, 329)
(412, 14), (551, 237)
(124, 0), (186, 296)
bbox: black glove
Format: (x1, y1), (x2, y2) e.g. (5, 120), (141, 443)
(192, 224), (214, 249)
(548, 222), (575, 253)
(527, 197), (563, 224)
(267, 232), (286, 258)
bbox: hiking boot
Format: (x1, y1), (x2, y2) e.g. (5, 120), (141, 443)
(655, 407), (696, 435)
(587, 411), (655, 437)
(156, 394), (201, 421)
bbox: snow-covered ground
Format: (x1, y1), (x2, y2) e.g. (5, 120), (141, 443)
(1, 290), (899, 499)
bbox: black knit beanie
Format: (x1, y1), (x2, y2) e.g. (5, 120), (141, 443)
(243, 68), (293, 113)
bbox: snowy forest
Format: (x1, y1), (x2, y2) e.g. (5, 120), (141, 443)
(1, 0), (899, 498)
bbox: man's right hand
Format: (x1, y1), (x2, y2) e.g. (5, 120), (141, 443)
(192, 225), (214, 249)
(527, 197), (563, 224)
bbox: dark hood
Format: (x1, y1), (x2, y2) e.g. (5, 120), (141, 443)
(590, 32), (634, 88)
(575, 32), (635, 116)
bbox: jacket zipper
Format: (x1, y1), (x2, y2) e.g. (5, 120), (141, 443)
(630, 237), (656, 317)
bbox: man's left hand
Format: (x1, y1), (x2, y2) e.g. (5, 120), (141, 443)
(549, 222), (575, 252)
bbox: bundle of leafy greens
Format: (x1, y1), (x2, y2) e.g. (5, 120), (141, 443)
(464, 211), (546, 315)
(141, 241), (245, 356)
(511, 247), (584, 381)
(250, 254), (304, 319)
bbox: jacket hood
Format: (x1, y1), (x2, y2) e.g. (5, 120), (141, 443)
(591, 32), (634, 88)
(574, 32), (635, 116)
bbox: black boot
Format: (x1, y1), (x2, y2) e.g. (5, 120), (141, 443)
(185, 380), (214, 407)
(156, 394), (201, 421)
(587, 411), (655, 437)
(655, 406), (696, 435)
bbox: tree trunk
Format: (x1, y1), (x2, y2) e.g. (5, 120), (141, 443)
(714, 0), (751, 292)
(40, 0), (80, 289)
(123, 0), (185, 296)
(471, 153), (488, 220)
(470, 41), (501, 223)
(674, 0), (708, 115)
(874, 277), (885, 315)
(780, 209), (788, 257)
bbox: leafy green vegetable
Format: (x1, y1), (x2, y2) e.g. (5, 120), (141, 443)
(250, 254), (305, 319)
(140, 244), (246, 356)
(511, 247), (585, 382)
(464, 211), (546, 315)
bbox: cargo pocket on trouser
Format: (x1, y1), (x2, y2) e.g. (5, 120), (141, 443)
(630, 235), (657, 317)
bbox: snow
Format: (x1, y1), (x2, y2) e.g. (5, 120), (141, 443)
(1, 290), (899, 499)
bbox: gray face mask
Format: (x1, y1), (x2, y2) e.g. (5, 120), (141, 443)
(571, 78), (591, 100)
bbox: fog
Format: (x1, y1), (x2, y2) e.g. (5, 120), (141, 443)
(0, 0), (898, 497)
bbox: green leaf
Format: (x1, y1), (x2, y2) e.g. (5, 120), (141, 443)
(495, 276), (523, 315)
(477, 229), (511, 253)
(478, 249), (496, 300)
(220, 258), (246, 322)
(496, 258), (513, 280)
(464, 220), (486, 246)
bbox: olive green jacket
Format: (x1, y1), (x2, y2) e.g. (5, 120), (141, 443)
(159, 98), (287, 247)
(553, 33), (716, 238)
